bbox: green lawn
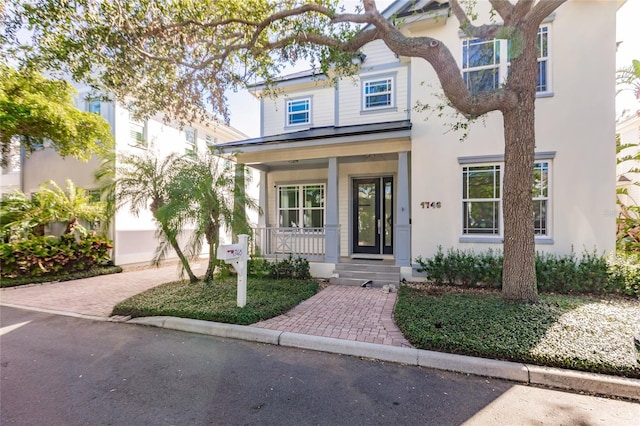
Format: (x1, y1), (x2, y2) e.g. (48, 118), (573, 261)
(112, 277), (319, 325)
(395, 284), (640, 378)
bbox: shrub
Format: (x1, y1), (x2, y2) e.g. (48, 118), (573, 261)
(0, 234), (113, 279)
(266, 255), (311, 280)
(415, 248), (639, 298)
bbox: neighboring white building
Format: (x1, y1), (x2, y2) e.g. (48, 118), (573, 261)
(218, 0), (619, 280)
(0, 85), (250, 266)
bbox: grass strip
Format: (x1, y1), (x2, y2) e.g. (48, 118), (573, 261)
(113, 277), (319, 325)
(395, 285), (640, 378)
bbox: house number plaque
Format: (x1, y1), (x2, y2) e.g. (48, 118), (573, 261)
(420, 201), (442, 209)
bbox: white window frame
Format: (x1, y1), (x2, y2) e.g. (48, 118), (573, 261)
(184, 127), (197, 157)
(88, 99), (101, 115)
(285, 97), (311, 128)
(277, 183), (326, 229)
(362, 75), (395, 111)
(128, 109), (146, 148)
(462, 164), (502, 236)
(205, 134), (217, 150)
(462, 25), (552, 95)
(460, 160), (552, 241)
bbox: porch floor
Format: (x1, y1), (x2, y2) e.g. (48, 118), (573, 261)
(252, 285), (411, 347)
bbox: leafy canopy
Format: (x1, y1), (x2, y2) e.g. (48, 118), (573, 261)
(0, 64), (114, 167)
(1, 0), (359, 125)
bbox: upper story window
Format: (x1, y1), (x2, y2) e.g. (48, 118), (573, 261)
(184, 127), (196, 157)
(88, 99), (101, 115)
(278, 184), (325, 228)
(128, 109), (146, 148)
(206, 134), (217, 146)
(363, 77), (394, 110)
(286, 98), (310, 127)
(462, 25), (551, 94)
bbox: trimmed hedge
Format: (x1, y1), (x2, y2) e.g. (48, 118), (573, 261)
(1, 265), (123, 288)
(0, 234), (113, 279)
(415, 247), (640, 298)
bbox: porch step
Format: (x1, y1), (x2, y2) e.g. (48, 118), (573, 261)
(330, 262), (400, 287)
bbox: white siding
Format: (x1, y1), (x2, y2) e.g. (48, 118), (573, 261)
(337, 66), (410, 126)
(262, 84), (335, 136)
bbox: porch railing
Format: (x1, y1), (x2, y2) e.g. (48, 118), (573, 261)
(251, 227), (326, 261)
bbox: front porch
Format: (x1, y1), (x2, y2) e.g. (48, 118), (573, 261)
(220, 120), (413, 273)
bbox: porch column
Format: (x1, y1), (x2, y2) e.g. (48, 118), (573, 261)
(258, 170), (268, 228)
(325, 157), (340, 264)
(396, 151), (411, 267)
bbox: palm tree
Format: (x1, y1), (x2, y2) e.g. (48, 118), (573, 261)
(160, 149), (258, 283)
(115, 152), (198, 282)
(36, 179), (106, 234)
(0, 179), (105, 239)
(617, 59), (640, 100)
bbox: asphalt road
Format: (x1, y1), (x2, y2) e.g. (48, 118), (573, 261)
(1, 307), (638, 426)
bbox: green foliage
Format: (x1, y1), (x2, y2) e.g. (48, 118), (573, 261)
(247, 256), (272, 278)
(416, 248), (640, 298)
(112, 277), (319, 325)
(0, 234), (113, 279)
(0, 63), (113, 167)
(1, 265), (122, 288)
(616, 58), (640, 98)
(158, 149), (258, 283)
(1, 0), (354, 125)
(395, 286), (640, 378)
(267, 255), (312, 280)
(1, 179), (106, 240)
(416, 246), (502, 288)
(114, 152), (198, 282)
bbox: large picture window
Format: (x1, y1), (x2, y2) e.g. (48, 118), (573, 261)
(462, 25), (550, 94)
(462, 165), (501, 235)
(462, 162), (551, 237)
(278, 184), (325, 228)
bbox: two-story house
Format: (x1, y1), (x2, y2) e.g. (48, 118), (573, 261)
(219, 0), (618, 282)
(1, 82), (249, 266)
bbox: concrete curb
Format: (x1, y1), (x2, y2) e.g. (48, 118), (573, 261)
(127, 315), (640, 402)
(128, 317), (281, 345)
(526, 364), (640, 401)
(0, 303), (107, 322)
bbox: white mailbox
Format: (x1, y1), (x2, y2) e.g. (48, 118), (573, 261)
(216, 235), (249, 308)
(217, 244), (244, 263)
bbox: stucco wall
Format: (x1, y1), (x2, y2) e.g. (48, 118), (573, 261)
(408, 0), (617, 261)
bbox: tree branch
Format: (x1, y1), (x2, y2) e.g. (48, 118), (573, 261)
(525, 0), (567, 26)
(450, 0), (502, 39)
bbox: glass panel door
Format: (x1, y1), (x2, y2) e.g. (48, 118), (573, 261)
(352, 177), (393, 255)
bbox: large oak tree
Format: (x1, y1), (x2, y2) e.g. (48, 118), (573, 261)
(0, 64), (114, 168)
(1, 0), (569, 302)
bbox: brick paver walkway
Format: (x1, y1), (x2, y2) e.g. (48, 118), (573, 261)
(1, 265), (411, 348)
(253, 285), (412, 348)
(0, 263), (206, 318)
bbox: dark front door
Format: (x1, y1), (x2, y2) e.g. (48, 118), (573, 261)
(352, 177), (393, 255)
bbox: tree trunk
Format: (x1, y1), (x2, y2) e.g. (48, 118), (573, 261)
(501, 26), (539, 303)
(203, 220), (217, 283)
(161, 223), (198, 283)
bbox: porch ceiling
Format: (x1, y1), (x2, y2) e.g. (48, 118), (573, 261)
(238, 138), (411, 171)
(217, 120), (412, 170)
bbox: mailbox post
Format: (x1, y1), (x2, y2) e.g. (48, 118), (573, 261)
(216, 234), (249, 307)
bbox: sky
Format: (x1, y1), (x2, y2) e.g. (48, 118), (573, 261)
(227, 0), (640, 138)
